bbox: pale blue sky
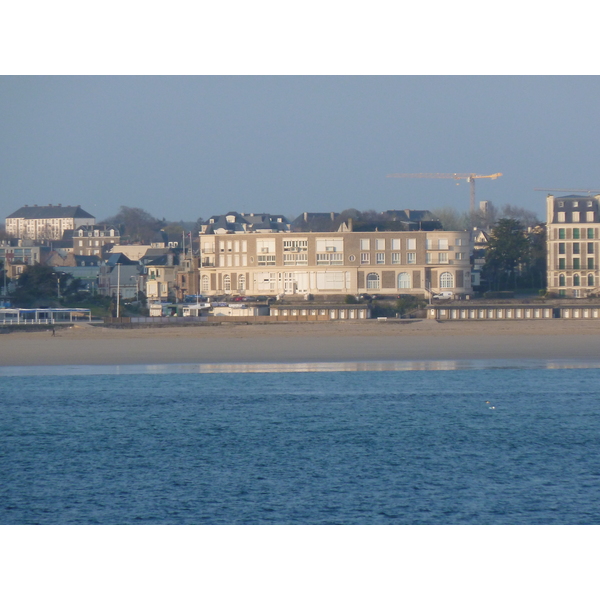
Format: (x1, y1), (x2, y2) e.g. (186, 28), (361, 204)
(2, 76), (599, 222)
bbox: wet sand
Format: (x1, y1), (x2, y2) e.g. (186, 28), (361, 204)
(2, 319), (600, 367)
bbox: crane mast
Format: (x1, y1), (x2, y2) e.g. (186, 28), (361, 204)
(387, 172), (503, 214)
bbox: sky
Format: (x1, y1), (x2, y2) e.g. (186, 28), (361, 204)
(2, 75), (600, 224)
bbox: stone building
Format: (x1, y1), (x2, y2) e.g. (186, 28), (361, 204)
(6, 204), (95, 241)
(546, 194), (600, 297)
(198, 229), (472, 298)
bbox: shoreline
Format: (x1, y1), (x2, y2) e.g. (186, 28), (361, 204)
(2, 319), (600, 367)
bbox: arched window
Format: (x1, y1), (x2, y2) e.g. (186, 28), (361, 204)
(588, 274), (594, 286)
(223, 274), (231, 292)
(440, 272), (453, 288)
(398, 272), (411, 289)
(201, 275), (209, 292)
(366, 273), (380, 289)
(573, 274), (580, 287)
(238, 274), (246, 291)
(559, 274), (565, 287)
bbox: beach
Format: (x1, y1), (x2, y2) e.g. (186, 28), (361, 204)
(2, 319), (600, 367)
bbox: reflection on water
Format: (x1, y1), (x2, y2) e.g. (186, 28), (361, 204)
(2, 359), (600, 376)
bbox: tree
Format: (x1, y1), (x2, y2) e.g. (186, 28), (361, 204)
(498, 204), (539, 228)
(430, 207), (470, 231)
(12, 265), (69, 307)
(101, 206), (163, 244)
(482, 218), (530, 291)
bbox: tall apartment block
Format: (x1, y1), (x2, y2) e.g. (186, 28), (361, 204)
(546, 194), (600, 297)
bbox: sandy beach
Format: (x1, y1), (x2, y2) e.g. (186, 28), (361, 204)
(2, 319), (600, 367)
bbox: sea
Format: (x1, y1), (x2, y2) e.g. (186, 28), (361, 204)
(2, 359), (600, 525)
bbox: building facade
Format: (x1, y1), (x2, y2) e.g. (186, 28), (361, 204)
(69, 225), (120, 257)
(198, 230), (472, 298)
(546, 194), (600, 297)
(6, 205), (95, 241)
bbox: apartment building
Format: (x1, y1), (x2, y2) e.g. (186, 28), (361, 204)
(6, 205), (95, 241)
(68, 225), (120, 257)
(546, 194), (600, 297)
(198, 230), (472, 298)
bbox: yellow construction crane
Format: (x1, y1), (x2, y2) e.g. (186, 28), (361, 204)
(387, 172), (503, 213)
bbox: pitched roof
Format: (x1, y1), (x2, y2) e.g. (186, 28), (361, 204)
(7, 205), (95, 220)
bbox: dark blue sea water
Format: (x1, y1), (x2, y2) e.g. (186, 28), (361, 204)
(2, 362), (600, 524)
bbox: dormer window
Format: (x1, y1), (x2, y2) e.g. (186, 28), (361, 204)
(558, 201), (564, 207)
(573, 201), (579, 207)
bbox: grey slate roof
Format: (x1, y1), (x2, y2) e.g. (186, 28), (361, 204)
(7, 205), (95, 219)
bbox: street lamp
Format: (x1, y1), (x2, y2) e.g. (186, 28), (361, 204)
(53, 272), (62, 299)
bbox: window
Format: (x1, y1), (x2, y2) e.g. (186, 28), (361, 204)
(573, 243), (580, 254)
(391, 239), (401, 250)
(316, 253), (343, 265)
(455, 252), (466, 260)
(256, 238), (276, 253)
(574, 258), (580, 269)
(366, 273), (380, 289)
(559, 258), (566, 270)
(455, 238), (463, 246)
(223, 274), (231, 292)
(426, 239), (433, 250)
(360, 239), (370, 251)
(559, 274), (565, 287)
(438, 239), (449, 250)
(440, 272), (453, 288)
(238, 274), (246, 291)
(375, 239), (385, 250)
(407, 239), (416, 250)
(588, 274), (594, 286)
(558, 243), (565, 254)
(588, 242), (594, 254)
(573, 228), (580, 239)
(391, 253), (401, 264)
(360, 253), (370, 264)
(257, 255), (276, 266)
(588, 258), (594, 270)
(558, 212), (565, 222)
(438, 252), (449, 264)
(588, 228), (595, 239)
(283, 239), (308, 252)
(573, 212), (581, 222)
(376, 252), (385, 264)
(587, 212), (595, 222)
(406, 252), (416, 264)
(574, 274), (580, 286)
(398, 272), (411, 289)
(559, 228), (566, 239)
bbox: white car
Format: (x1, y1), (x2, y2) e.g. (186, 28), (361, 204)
(432, 291), (453, 300)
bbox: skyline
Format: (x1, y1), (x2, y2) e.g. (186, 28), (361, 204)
(2, 76), (600, 224)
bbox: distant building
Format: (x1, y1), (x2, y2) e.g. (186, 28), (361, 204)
(201, 212), (290, 235)
(6, 204), (95, 241)
(546, 194), (600, 297)
(290, 212), (340, 232)
(65, 225), (120, 257)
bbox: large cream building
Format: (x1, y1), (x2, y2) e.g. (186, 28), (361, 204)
(546, 194), (600, 297)
(198, 229), (472, 298)
(6, 204), (95, 241)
